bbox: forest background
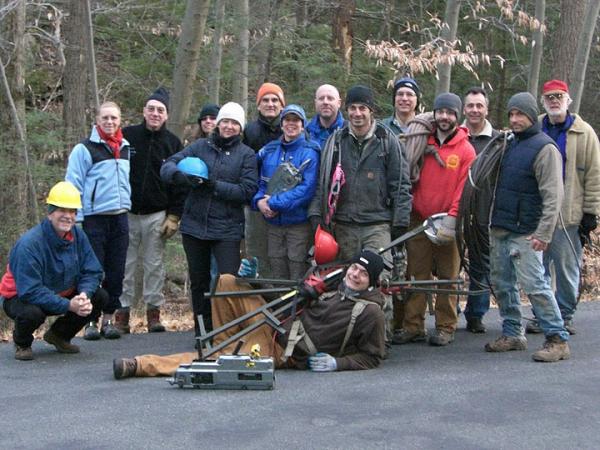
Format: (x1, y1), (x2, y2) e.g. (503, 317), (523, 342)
(2, 0), (600, 333)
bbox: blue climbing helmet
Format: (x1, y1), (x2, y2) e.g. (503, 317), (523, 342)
(177, 157), (209, 179)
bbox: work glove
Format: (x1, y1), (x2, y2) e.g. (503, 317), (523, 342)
(196, 177), (215, 192)
(238, 257), (259, 278)
(172, 171), (198, 187)
(160, 214), (179, 239)
(391, 226), (408, 241)
(435, 215), (456, 245)
(308, 352), (337, 372)
(579, 213), (597, 247)
(309, 216), (323, 235)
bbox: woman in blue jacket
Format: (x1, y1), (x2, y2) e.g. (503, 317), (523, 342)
(161, 102), (258, 333)
(252, 104), (320, 281)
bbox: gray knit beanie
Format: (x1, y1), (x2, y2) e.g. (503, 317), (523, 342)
(433, 93), (462, 118)
(507, 92), (538, 124)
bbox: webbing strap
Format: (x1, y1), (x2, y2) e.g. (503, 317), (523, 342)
(283, 319), (318, 360)
(339, 299), (379, 355)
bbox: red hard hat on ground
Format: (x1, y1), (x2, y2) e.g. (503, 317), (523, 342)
(314, 225), (339, 264)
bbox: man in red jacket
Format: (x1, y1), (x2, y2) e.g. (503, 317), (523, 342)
(394, 93), (476, 346)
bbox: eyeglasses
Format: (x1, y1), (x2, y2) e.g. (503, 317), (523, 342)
(543, 93), (565, 101)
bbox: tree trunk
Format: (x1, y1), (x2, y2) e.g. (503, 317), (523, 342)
(527, 0), (545, 96)
(436, 0), (461, 95)
(551, 0), (585, 83)
(208, 0), (226, 105)
(570, 0), (600, 113)
(261, 0), (282, 83)
(83, 0), (99, 111)
(231, 0), (249, 111)
(170, 0), (211, 140)
(331, 0), (355, 75)
(62, 0), (89, 149)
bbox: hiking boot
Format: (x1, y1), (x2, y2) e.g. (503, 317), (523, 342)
(147, 307), (166, 333)
(428, 329), (455, 346)
(466, 317), (486, 333)
(525, 320), (543, 334)
(391, 329), (427, 345)
(532, 335), (571, 362)
(114, 308), (131, 334)
(83, 322), (101, 341)
(484, 335), (527, 352)
(101, 320), (121, 339)
(43, 329), (80, 353)
(113, 358), (138, 379)
(15, 345), (33, 361)
(564, 319), (577, 335)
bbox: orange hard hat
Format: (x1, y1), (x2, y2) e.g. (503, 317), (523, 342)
(314, 225), (339, 264)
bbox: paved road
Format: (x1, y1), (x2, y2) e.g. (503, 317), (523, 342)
(2, 303), (600, 450)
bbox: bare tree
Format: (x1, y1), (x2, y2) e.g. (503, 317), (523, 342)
(170, 0), (211, 139)
(83, 0), (99, 111)
(208, 0), (226, 105)
(62, 0), (89, 148)
(331, 0), (355, 75)
(436, 0), (461, 95)
(260, 0), (282, 83)
(527, 0), (545, 96)
(231, 0), (249, 110)
(551, 0), (585, 83)
(570, 0), (600, 113)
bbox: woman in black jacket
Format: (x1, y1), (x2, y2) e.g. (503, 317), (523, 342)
(161, 102), (258, 333)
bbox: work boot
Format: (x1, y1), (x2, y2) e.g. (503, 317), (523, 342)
(114, 308), (131, 334)
(101, 320), (121, 339)
(525, 320), (543, 334)
(564, 319), (577, 335)
(83, 321), (101, 341)
(428, 329), (455, 346)
(466, 317), (486, 333)
(113, 358), (138, 379)
(147, 307), (166, 333)
(532, 335), (571, 362)
(15, 345), (33, 361)
(43, 329), (80, 353)
(391, 329), (427, 345)
(484, 335), (527, 352)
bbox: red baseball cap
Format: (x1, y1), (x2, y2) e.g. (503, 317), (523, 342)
(542, 79), (569, 95)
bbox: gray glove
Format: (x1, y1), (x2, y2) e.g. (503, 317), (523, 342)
(308, 352), (337, 372)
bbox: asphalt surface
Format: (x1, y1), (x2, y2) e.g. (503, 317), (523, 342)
(2, 302), (600, 450)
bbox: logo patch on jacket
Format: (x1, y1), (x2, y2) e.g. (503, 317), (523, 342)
(446, 154), (460, 170)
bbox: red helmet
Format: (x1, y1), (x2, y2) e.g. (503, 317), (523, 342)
(314, 225), (339, 264)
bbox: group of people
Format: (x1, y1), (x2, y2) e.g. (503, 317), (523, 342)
(1, 76), (598, 376)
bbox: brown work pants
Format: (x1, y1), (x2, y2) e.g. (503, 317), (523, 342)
(403, 215), (460, 334)
(135, 275), (284, 377)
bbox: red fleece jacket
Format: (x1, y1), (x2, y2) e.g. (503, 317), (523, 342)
(412, 127), (476, 219)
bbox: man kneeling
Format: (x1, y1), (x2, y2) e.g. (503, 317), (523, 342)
(113, 249), (386, 378)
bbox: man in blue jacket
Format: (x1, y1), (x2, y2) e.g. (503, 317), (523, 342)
(0, 182), (106, 360)
(306, 84), (345, 148)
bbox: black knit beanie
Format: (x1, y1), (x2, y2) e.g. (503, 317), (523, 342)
(147, 87), (170, 112)
(507, 92), (538, 124)
(351, 249), (385, 287)
(433, 93), (462, 119)
(198, 103), (220, 122)
(345, 85), (376, 111)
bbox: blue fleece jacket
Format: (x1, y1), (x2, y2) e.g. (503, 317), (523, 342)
(252, 134), (320, 226)
(306, 111), (345, 148)
(8, 219), (103, 314)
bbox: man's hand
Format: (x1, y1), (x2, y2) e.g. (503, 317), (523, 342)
(160, 214), (179, 239)
(309, 216), (323, 235)
(257, 195), (277, 219)
(68, 293), (92, 317)
(308, 352), (337, 372)
(579, 213), (597, 247)
(238, 257), (259, 278)
(435, 215), (456, 244)
(526, 235), (548, 252)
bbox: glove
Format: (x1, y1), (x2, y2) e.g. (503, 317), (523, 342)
(172, 171), (193, 187)
(309, 216), (322, 235)
(435, 215), (456, 244)
(579, 213), (597, 247)
(196, 177), (215, 192)
(308, 352), (337, 372)
(160, 214), (179, 239)
(238, 257), (259, 278)
(391, 226), (407, 241)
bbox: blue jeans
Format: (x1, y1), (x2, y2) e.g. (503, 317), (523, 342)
(490, 229), (568, 340)
(543, 225), (582, 321)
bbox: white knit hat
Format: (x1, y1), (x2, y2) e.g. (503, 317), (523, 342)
(216, 102), (246, 131)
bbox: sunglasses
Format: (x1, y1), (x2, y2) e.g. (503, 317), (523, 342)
(543, 93), (565, 101)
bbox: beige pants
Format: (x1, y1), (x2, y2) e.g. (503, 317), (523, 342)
(135, 275), (284, 377)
